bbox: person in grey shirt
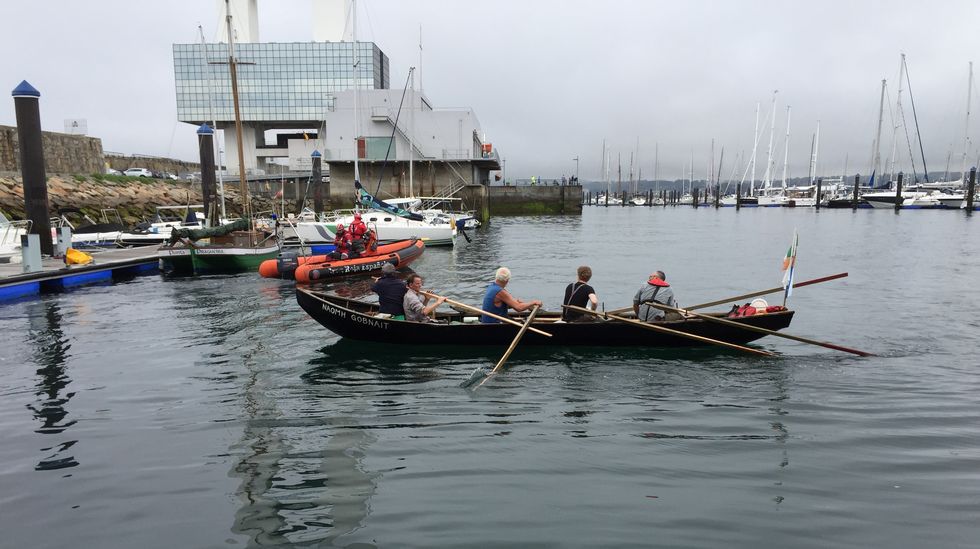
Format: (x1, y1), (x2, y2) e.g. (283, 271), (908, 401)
(633, 270), (679, 322)
(403, 273), (446, 322)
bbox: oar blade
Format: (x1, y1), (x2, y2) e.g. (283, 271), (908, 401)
(460, 366), (491, 388)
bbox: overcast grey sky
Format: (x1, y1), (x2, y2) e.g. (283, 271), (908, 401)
(2, 0), (979, 181)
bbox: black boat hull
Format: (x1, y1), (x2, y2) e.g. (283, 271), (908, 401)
(297, 289), (794, 348)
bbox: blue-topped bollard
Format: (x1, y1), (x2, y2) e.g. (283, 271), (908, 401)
(12, 80), (53, 255)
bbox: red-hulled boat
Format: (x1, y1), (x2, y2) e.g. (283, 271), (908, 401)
(272, 238), (424, 283)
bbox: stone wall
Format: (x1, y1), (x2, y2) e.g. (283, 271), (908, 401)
(0, 125), (104, 175)
(0, 175), (275, 225)
(488, 185), (583, 216)
(0, 125), (201, 178)
(104, 154), (200, 176)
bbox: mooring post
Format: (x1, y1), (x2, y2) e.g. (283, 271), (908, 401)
(714, 184), (720, 208)
(852, 174), (860, 210)
(736, 183), (742, 211)
(12, 80), (52, 255)
(816, 178), (822, 210)
(894, 172), (904, 212)
(966, 167), (976, 213)
(197, 123), (216, 224)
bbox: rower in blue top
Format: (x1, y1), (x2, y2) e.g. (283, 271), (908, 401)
(480, 267), (543, 323)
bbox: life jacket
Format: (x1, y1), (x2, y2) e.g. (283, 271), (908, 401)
(647, 277), (670, 287)
(351, 220), (368, 238)
(334, 230), (351, 252)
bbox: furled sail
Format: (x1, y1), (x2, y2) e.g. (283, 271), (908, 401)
(354, 181), (424, 221)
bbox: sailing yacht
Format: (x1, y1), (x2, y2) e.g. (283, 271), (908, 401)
(1, 212), (31, 263)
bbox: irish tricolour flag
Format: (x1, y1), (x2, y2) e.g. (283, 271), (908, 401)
(781, 229), (799, 302)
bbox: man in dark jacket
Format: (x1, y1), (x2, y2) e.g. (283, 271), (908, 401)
(371, 263), (407, 319)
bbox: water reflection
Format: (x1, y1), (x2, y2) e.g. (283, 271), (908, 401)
(231, 349), (379, 547)
(25, 300), (78, 471)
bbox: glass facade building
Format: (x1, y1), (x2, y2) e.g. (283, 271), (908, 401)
(173, 42), (389, 124)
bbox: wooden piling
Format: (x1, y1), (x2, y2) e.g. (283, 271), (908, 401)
(852, 174), (860, 210)
(967, 167), (976, 212)
(815, 178), (822, 210)
(894, 172), (903, 212)
(736, 183), (741, 211)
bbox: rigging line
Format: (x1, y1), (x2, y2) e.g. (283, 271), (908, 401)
(895, 57), (920, 182)
(904, 58), (929, 182)
(373, 69), (415, 196)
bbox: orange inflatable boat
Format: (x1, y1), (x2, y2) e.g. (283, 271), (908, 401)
(260, 238), (425, 282)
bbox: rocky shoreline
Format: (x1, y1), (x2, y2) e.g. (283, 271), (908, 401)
(1, 175), (275, 224)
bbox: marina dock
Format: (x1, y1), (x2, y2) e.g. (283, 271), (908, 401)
(0, 246), (158, 301)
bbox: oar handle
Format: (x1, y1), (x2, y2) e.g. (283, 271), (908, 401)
(686, 272), (849, 311)
(421, 290), (552, 338)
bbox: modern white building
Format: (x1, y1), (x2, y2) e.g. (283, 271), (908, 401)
(318, 88), (500, 202)
(172, 0), (500, 205)
(173, 0), (388, 176)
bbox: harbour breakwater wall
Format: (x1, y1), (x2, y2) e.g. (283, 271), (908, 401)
(487, 185), (583, 215)
(0, 125), (199, 177)
(0, 125), (104, 175)
(0, 175), (269, 224)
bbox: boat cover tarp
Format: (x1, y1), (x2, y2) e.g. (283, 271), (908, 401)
(354, 181), (425, 221)
(168, 218), (249, 245)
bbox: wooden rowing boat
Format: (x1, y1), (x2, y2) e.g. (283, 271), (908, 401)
(296, 289), (794, 348)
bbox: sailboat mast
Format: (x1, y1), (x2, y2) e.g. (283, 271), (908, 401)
(617, 153), (622, 197)
(352, 0), (361, 185)
(654, 142), (659, 196)
(409, 67), (415, 198)
(710, 138), (715, 191)
(763, 90), (778, 192)
(961, 61), (973, 182)
(813, 120), (820, 184)
(750, 102), (760, 195)
(890, 54), (907, 182)
(808, 133), (816, 184)
(781, 105), (791, 189)
(628, 151), (634, 196)
(225, 1), (249, 220)
(904, 55), (930, 182)
(602, 139), (609, 198)
(199, 25), (226, 220)
(871, 78), (886, 181)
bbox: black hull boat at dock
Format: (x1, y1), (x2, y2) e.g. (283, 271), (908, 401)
(296, 289), (795, 348)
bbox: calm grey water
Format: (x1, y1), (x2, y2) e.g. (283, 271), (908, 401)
(2, 207), (979, 548)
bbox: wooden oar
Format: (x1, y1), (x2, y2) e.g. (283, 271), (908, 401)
(685, 272), (849, 311)
(563, 304), (774, 357)
(420, 290), (552, 338)
(604, 272), (849, 316)
(475, 305), (541, 388)
(645, 302), (875, 357)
